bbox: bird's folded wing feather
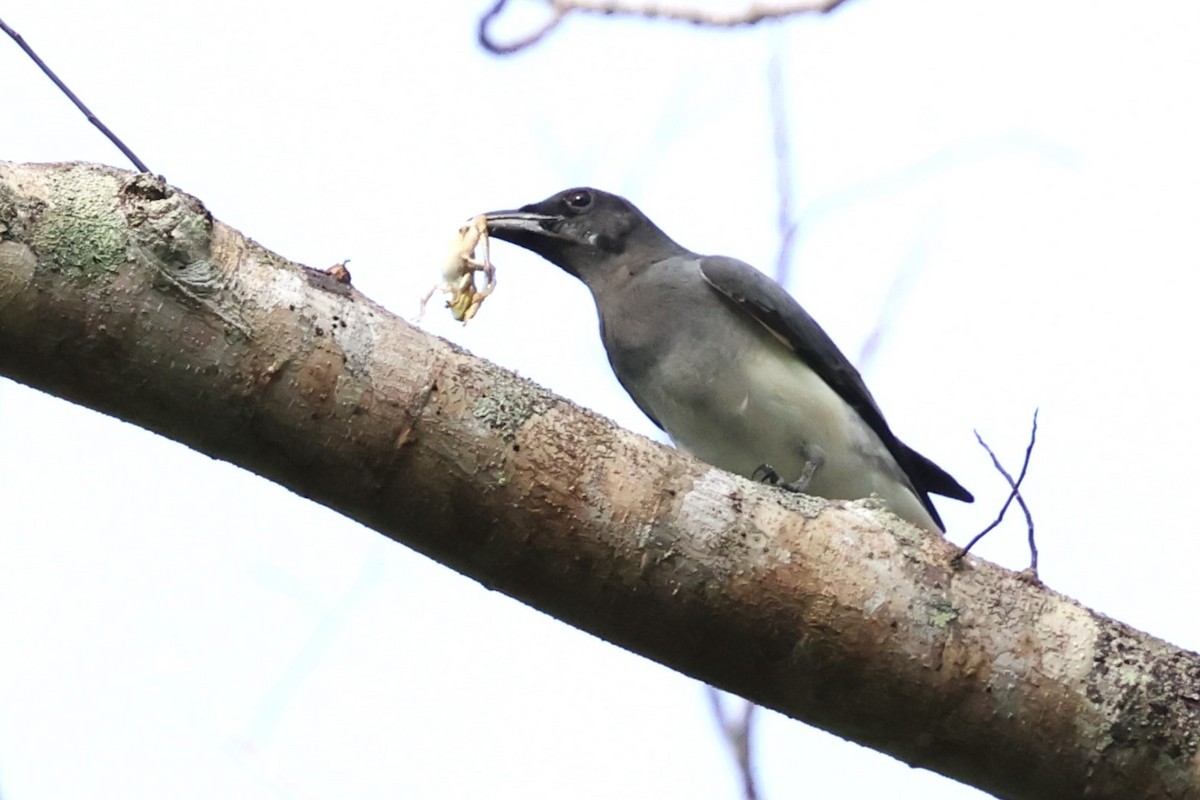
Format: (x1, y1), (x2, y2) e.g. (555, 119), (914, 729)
(698, 256), (973, 504)
(698, 255), (895, 444)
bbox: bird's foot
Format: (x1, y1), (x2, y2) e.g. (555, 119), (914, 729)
(751, 463), (781, 485)
(752, 459), (822, 493)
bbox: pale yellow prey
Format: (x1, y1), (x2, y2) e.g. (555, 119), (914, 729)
(420, 215), (496, 323)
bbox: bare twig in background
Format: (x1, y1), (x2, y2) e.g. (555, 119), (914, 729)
(954, 408), (1040, 574)
(479, 0), (568, 55)
(480, 0), (853, 55)
(856, 213), (936, 371)
(768, 46), (799, 285)
(701, 45), (800, 796)
(855, 265), (910, 371)
(0, 15), (151, 173)
(554, 0), (850, 25)
(707, 687), (760, 800)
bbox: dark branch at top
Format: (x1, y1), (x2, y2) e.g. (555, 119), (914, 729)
(479, 0), (853, 56)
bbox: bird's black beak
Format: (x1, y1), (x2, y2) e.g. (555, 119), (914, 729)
(481, 209), (561, 246)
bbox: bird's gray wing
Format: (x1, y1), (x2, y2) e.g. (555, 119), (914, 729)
(699, 256), (972, 504)
(699, 256), (891, 439)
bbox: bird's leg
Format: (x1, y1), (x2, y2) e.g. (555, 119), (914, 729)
(752, 457), (823, 493)
(781, 456), (822, 493)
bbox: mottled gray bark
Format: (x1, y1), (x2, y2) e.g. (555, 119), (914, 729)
(1, 160), (1196, 800)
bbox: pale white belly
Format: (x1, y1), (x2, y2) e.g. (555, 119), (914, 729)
(647, 341), (938, 532)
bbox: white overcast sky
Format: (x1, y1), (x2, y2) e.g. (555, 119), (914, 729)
(2, 1), (1198, 798)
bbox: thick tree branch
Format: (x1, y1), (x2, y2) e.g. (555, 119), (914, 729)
(1, 161), (1197, 800)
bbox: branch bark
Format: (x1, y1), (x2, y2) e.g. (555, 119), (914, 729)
(1, 161), (1197, 800)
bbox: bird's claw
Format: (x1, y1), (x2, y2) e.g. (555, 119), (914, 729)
(752, 458), (821, 493)
(752, 464), (781, 484)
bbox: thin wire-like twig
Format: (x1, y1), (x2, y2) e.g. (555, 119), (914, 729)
(706, 687), (759, 800)
(768, 46), (799, 285)
(479, 0), (853, 56)
(1, 15), (151, 173)
(954, 408), (1039, 572)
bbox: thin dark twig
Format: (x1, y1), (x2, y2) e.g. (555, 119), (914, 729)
(557, 0), (850, 27)
(477, 0), (854, 56)
(697, 45), (796, 800)
(478, 0), (568, 55)
(856, 212), (937, 371)
(856, 267), (906, 371)
(954, 408), (1039, 571)
(706, 687), (760, 800)
(0, 15), (151, 173)
(768, 46), (799, 285)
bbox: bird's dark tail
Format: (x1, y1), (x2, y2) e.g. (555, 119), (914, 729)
(905, 447), (974, 502)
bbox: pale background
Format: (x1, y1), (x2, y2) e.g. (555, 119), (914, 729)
(2, 1), (1197, 797)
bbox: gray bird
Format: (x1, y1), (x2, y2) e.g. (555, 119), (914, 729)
(483, 188), (972, 533)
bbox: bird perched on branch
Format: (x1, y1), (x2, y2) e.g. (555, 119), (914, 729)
(483, 188), (972, 533)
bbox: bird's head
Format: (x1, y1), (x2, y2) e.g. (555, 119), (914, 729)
(483, 188), (682, 282)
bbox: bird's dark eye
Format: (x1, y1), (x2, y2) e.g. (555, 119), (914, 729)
(564, 190), (592, 211)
